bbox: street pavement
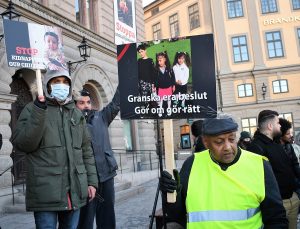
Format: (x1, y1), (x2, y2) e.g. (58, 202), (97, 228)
(0, 178), (163, 229)
(1, 175), (300, 228)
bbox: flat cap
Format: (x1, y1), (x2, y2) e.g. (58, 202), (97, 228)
(202, 117), (238, 136)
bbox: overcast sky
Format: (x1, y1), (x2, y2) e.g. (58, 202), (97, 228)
(142, 0), (156, 7)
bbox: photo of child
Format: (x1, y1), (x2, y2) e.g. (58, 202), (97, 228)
(44, 31), (67, 71)
(173, 51), (191, 108)
(118, 0), (133, 27)
(137, 44), (156, 108)
(155, 51), (176, 117)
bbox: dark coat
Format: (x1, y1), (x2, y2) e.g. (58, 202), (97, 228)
(86, 88), (120, 183)
(0, 133), (2, 150)
(12, 100), (98, 211)
(247, 132), (298, 199)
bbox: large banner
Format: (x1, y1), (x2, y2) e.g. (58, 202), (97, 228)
(117, 34), (217, 119)
(114, 0), (137, 45)
(3, 20), (67, 70)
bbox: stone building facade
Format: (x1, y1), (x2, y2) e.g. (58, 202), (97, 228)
(0, 0), (156, 201)
(144, 0), (300, 147)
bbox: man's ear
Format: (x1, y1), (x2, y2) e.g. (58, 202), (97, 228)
(202, 136), (209, 149)
(267, 120), (273, 132)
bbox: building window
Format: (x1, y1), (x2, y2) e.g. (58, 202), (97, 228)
(151, 7), (159, 16)
(272, 79), (288, 93)
(188, 3), (200, 30)
(169, 13), (179, 38)
(266, 31), (284, 58)
(75, 0), (80, 23)
(261, 0), (278, 14)
(153, 23), (161, 40)
(292, 0), (300, 10)
(227, 0), (244, 18)
(241, 118), (257, 136)
(279, 113), (293, 123)
(232, 35), (249, 62)
(238, 84), (253, 97)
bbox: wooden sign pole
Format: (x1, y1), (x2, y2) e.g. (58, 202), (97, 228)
(36, 69), (43, 96)
(163, 119), (176, 203)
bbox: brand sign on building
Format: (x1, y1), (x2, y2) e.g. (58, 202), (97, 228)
(114, 0), (137, 45)
(117, 34), (217, 119)
(3, 20), (66, 70)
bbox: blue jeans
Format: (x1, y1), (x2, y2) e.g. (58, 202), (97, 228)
(34, 209), (80, 229)
(78, 178), (116, 229)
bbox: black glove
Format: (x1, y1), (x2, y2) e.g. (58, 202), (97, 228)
(160, 169), (181, 193)
(34, 96), (47, 110)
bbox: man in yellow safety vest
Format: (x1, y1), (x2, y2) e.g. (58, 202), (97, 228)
(161, 116), (288, 229)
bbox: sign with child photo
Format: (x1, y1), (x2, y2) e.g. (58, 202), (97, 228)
(3, 20), (66, 70)
(117, 34), (217, 119)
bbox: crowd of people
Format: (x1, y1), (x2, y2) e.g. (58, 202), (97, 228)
(9, 66), (300, 228)
(162, 111), (300, 229)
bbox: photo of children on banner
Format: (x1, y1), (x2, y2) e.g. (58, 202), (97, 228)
(117, 35), (216, 120)
(118, 0), (133, 27)
(137, 44), (156, 109)
(43, 30), (67, 71)
(155, 51), (176, 117)
(172, 51), (191, 108)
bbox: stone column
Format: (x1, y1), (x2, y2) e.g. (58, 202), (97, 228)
(0, 93), (17, 188)
(210, 0), (232, 74)
(245, 0), (265, 70)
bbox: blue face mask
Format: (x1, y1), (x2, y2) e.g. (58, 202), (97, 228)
(50, 83), (70, 101)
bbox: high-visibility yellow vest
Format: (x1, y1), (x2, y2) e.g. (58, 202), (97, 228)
(186, 149), (265, 229)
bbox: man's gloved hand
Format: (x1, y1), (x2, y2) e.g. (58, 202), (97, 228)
(160, 169), (181, 193)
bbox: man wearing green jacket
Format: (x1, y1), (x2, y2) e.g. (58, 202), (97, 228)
(12, 69), (98, 229)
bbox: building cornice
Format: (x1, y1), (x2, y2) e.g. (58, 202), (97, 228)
(223, 97), (300, 110)
(219, 64), (300, 79)
(0, 0), (116, 57)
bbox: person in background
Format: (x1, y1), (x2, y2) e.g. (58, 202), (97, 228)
(161, 116), (288, 228)
(291, 136), (300, 163)
(237, 131), (252, 150)
(75, 86), (120, 229)
(191, 120), (205, 153)
(247, 110), (300, 229)
(12, 69), (98, 228)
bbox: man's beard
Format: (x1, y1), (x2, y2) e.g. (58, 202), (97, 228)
(272, 130), (282, 140)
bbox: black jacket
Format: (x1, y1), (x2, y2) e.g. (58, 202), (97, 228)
(165, 149), (288, 228)
(86, 87), (120, 183)
(247, 132), (298, 199)
(0, 133), (2, 150)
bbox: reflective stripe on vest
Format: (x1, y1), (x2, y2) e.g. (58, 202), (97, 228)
(188, 207), (260, 223)
(186, 150), (265, 229)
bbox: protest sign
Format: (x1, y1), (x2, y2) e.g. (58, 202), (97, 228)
(117, 34), (217, 119)
(3, 20), (67, 71)
(114, 0), (137, 45)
